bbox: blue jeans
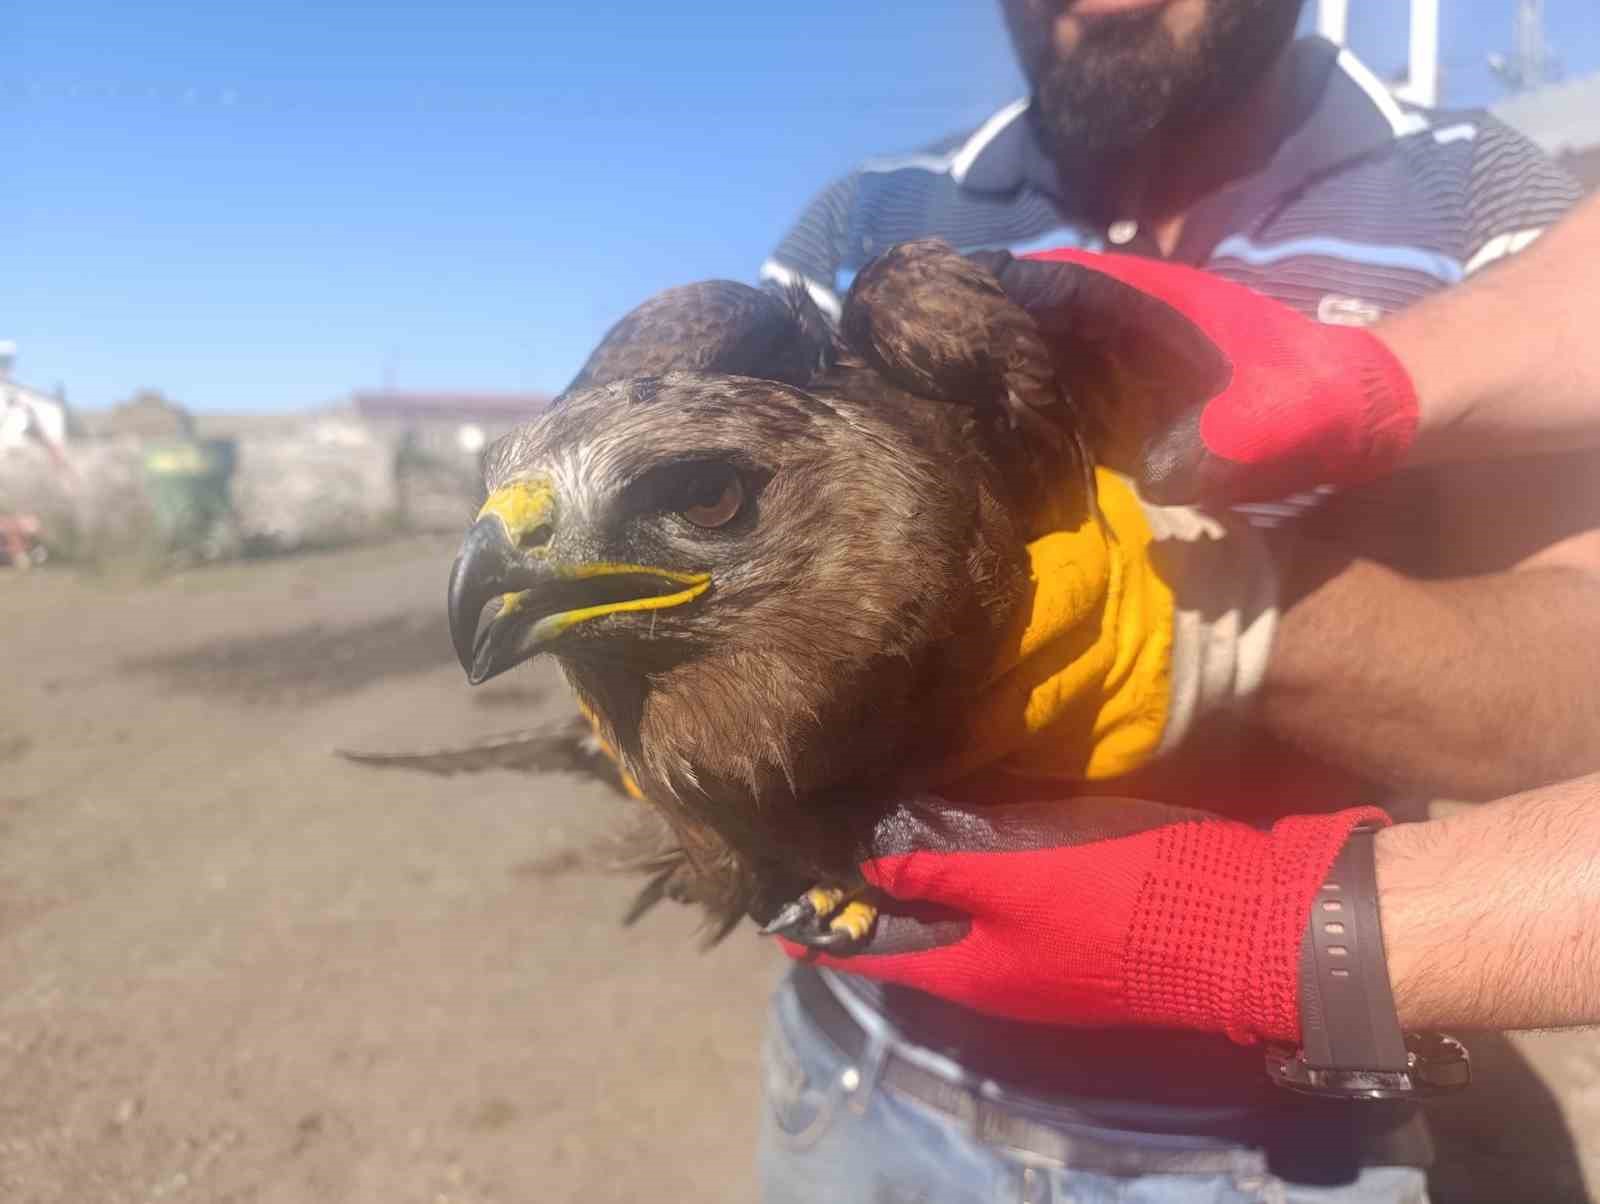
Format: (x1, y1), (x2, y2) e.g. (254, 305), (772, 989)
(759, 970), (1429, 1204)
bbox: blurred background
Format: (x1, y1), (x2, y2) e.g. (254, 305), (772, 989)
(4, 3), (1600, 1201)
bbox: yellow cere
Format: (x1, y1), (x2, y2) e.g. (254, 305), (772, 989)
(477, 479), (555, 544)
(475, 476), (714, 641)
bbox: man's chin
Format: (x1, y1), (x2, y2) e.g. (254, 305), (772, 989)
(1031, 65), (1174, 163)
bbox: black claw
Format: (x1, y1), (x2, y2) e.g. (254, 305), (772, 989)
(759, 896), (818, 938)
(801, 923), (872, 954)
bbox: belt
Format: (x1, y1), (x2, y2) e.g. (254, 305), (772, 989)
(789, 965), (1433, 1177)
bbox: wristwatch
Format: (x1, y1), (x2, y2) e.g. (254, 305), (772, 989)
(1266, 824), (1471, 1099)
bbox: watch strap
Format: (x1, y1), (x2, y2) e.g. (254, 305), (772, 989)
(1298, 825), (1409, 1072)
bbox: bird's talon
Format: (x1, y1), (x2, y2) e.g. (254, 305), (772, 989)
(761, 885), (877, 953)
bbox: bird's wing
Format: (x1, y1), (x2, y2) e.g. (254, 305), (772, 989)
(840, 240), (1058, 417)
(565, 279), (835, 394)
(963, 248), (1231, 477)
(837, 238), (1095, 531)
(335, 718), (630, 787)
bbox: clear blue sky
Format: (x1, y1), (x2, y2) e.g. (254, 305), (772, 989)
(9, 1), (1599, 412)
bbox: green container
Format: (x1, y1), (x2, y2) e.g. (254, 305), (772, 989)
(142, 438), (237, 551)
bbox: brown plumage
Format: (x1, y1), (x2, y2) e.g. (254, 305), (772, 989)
(566, 279), (836, 395)
(447, 240), (1106, 931)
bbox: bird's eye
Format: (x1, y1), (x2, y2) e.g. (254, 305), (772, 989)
(679, 468), (745, 529)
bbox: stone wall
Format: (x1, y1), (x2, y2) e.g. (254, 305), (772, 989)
(0, 415), (485, 566)
(229, 421), (398, 554)
(0, 438), (159, 563)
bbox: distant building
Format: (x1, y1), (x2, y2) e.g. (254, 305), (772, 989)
(0, 342), (69, 455)
(0, 383), (67, 454)
(349, 390), (551, 531)
(1493, 72), (1600, 191)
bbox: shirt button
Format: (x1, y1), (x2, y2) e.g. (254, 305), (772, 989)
(1107, 219), (1139, 246)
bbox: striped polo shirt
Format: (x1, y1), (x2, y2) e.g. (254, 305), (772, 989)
(762, 36), (1579, 329)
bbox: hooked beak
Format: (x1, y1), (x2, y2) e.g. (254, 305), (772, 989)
(447, 479), (711, 685)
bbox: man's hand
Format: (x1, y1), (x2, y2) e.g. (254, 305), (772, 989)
(978, 248), (1420, 506)
(783, 790), (1387, 1044)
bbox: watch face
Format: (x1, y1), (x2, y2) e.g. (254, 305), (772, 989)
(1265, 1034), (1471, 1100)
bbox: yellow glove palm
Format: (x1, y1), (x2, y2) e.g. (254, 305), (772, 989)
(939, 469), (1177, 783)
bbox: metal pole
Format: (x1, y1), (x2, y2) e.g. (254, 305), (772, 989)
(1408, 0), (1440, 108)
(1316, 0), (1349, 44)
(1392, 0), (1440, 108)
(1492, 0), (1554, 92)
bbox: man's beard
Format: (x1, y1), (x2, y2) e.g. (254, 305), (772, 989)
(1017, 1), (1303, 163)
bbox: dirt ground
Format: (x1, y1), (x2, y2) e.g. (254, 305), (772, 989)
(2, 537), (1597, 1203)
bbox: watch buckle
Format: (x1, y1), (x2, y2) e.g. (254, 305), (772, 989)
(1266, 1032), (1471, 1100)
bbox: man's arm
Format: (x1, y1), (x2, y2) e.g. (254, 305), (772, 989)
(1379, 772), (1600, 1031)
(1385, 189), (1600, 467)
(1258, 530), (1600, 801)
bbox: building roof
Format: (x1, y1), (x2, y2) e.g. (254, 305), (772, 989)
(1492, 72), (1600, 157)
(351, 390), (550, 423)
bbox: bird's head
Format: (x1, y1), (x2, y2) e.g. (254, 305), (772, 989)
(448, 369), (1005, 820)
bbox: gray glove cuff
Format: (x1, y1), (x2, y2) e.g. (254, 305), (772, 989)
(1139, 500), (1280, 759)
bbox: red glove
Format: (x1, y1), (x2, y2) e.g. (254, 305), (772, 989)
(972, 248), (1419, 506)
(784, 793), (1389, 1045)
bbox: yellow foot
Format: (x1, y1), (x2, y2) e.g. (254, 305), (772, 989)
(828, 899), (878, 944)
(805, 886), (846, 916)
(761, 884), (878, 953)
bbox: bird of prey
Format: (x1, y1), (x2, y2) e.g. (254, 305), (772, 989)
(446, 240), (1167, 948)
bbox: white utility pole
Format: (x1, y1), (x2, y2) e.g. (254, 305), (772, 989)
(1316, 0), (1349, 44)
(1392, 0), (1440, 109)
(1323, 0), (1439, 107)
